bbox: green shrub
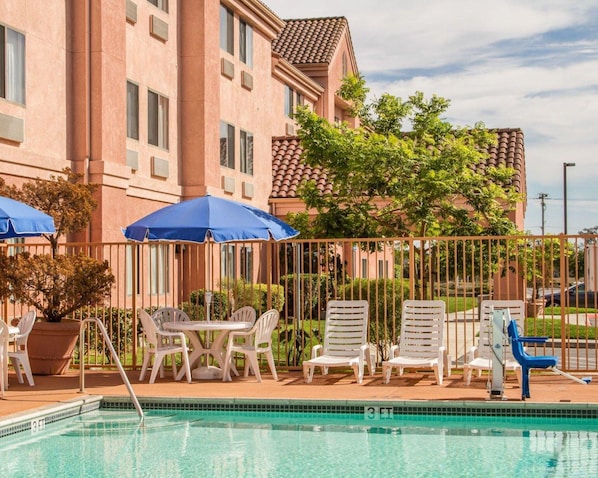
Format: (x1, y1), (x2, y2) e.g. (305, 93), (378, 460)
(189, 289), (230, 320)
(231, 279), (285, 315)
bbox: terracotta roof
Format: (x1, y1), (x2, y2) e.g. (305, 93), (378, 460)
(270, 129), (525, 199)
(272, 17), (348, 65)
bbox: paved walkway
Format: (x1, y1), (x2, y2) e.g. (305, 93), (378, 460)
(1, 368), (596, 421)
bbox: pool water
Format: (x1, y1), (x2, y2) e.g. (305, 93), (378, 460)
(1, 409), (597, 477)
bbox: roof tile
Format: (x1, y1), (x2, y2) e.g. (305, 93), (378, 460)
(270, 129), (525, 199)
(272, 17), (348, 65)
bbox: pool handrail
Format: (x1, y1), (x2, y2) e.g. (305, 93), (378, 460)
(79, 317), (144, 424)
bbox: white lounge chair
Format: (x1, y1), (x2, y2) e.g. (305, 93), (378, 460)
(138, 308), (191, 384)
(222, 309), (279, 382)
(463, 300), (524, 386)
(8, 310), (36, 386)
(303, 300), (374, 384)
(382, 300), (449, 385)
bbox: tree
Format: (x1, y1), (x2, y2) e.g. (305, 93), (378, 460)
(0, 168), (97, 255)
(289, 75), (521, 239)
(0, 169), (114, 322)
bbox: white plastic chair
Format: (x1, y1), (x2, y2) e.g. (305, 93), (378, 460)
(463, 300), (524, 386)
(8, 310), (36, 386)
(303, 300), (375, 384)
(222, 309), (279, 382)
(382, 300), (449, 385)
(227, 306), (257, 376)
(229, 306), (257, 326)
(152, 307), (190, 329)
(138, 308), (192, 384)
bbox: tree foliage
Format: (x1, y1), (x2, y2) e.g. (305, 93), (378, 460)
(0, 169), (113, 322)
(0, 168), (97, 254)
(288, 76), (521, 239)
(2, 253), (114, 323)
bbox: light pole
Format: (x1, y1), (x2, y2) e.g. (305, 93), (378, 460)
(563, 162), (576, 234)
(538, 193), (549, 235)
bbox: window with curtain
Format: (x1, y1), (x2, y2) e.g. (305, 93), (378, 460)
(126, 81), (139, 140)
(239, 20), (253, 67)
(0, 25), (26, 105)
(148, 89), (169, 149)
(221, 244), (236, 280)
(220, 5), (234, 55)
(149, 244), (170, 295)
(240, 245), (253, 281)
(240, 130), (253, 175)
(220, 121), (235, 168)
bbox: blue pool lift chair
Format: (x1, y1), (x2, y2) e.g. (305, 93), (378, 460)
(507, 319), (587, 400)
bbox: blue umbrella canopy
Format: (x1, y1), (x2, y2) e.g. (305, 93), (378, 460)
(123, 195), (299, 243)
(0, 196), (56, 239)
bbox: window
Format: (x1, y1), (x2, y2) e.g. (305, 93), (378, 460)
(149, 244), (170, 295)
(240, 130), (253, 175)
(0, 25), (25, 105)
(284, 85), (293, 118)
(378, 259), (389, 279)
(239, 20), (253, 67)
(240, 245), (253, 281)
(221, 244), (236, 280)
(148, 90), (168, 149)
(148, 0), (168, 13)
(361, 258), (368, 279)
(126, 81), (139, 140)
(126, 244), (141, 296)
(220, 121), (235, 168)
(284, 85), (303, 118)
(220, 5), (233, 55)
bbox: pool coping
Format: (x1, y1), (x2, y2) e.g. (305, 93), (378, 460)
(2, 395), (598, 439)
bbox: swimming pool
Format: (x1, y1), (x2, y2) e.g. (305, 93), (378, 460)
(1, 402), (597, 477)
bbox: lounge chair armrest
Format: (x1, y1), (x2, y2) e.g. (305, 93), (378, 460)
(438, 345), (447, 361)
(359, 343), (369, 360)
(389, 344), (399, 358)
(467, 345), (478, 362)
(310, 344), (322, 359)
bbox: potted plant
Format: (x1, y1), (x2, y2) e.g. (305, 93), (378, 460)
(0, 169), (115, 374)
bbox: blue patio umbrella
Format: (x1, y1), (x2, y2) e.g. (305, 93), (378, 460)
(123, 195), (299, 243)
(0, 196), (56, 239)
(123, 195), (299, 320)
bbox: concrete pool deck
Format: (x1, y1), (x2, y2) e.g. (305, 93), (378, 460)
(1, 368), (596, 420)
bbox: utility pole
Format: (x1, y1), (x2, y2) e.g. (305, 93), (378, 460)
(538, 193), (549, 235)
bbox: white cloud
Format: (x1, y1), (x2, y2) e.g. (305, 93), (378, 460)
(265, 0), (598, 234)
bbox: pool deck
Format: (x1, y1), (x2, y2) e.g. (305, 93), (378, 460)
(1, 368), (596, 420)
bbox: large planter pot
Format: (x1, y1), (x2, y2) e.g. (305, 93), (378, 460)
(28, 319), (81, 375)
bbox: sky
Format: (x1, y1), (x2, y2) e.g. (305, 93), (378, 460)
(265, 0), (598, 235)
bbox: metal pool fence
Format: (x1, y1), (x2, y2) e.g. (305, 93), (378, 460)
(2, 234), (597, 373)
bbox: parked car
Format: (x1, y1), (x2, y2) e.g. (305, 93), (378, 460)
(543, 283), (597, 307)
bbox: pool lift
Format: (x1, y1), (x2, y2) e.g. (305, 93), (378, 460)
(79, 317), (145, 425)
(489, 307), (591, 401)
(488, 307), (510, 400)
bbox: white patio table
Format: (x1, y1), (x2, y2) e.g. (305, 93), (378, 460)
(163, 320), (252, 381)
